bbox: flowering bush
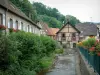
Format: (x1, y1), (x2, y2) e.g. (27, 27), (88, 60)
(9, 28), (20, 33)
(78, 37), (100, 56)
(0, 25), (6, 30)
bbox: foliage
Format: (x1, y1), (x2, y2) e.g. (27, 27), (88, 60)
(33, 2), (65, 22)
(0, 31), (57, 75)
(65, 15), (80, 26)
(0, 25), (6, 30)
(78, 37), (100, 56)
(39, 54), (55, 70)
(55, 49), (64, 54)
(55, 41), (63, 54)
(10, 0), (38, 22)
(38, 15), (62, 28)
(10, 0), (81, 28)
(40, 35), (56, 55)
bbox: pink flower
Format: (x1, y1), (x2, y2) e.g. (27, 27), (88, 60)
(97, 52), (100, 56)
(89, 47), (95, 51)
(0, 25), (6, 30)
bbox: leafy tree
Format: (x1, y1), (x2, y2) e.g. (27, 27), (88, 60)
(33, 2), (65, 22)
(10, 0), (38, 22)
(10, 0), (80, 28)
(64, 15), (81, 26)
(38, 15), (62, 28)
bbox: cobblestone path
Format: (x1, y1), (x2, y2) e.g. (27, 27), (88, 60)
(46, 48), (77, 75)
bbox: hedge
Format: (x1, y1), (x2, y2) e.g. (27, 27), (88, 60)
(0, 31), (56, 75)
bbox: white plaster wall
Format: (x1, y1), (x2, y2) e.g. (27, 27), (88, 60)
(6, 11), (39, 34)
(0, 8), (6, 25)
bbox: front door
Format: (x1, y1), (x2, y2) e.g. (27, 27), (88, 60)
(73, 43), (76, 48)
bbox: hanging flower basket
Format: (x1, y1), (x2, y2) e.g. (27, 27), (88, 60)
(0, 25), (6, 30)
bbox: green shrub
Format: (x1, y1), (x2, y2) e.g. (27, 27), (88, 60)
(0, 31), (57, 75)
(55, 41), (63, 49)
(55, 49), (64, 54)
(82, 38), (96, 48)
(40, 56), (53, 69)
(87, 38), (96, 47)
(40, 35), (56, 55)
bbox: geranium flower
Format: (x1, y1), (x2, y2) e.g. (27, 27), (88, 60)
(13, 29), (17, 32)
(89, 47), (95, 51)
(0, 25), (6, 30)
(94, 40), (99, 46)
(97, 52), (100, 56)
(96, 40), (99, 43)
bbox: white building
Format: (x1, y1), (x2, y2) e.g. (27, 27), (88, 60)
(0, 0), (41, 35)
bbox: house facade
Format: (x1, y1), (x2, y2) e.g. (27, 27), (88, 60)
(37, 21), (47, 36)
(49, 28), (59, 40)
(0, 0), (41, 35)
(40, 22), (59, 40)
(75, 23), (99, 41)
(56, 22), (80, 48)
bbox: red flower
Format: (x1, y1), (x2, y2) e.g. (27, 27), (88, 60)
(89, 47), (95, 51)
(0, 25), (6, 30)
(94, 40), (99, 46)
(13, 29), (17, 32)
(96, 40), (99, 43)
(97, 52), (100, 56)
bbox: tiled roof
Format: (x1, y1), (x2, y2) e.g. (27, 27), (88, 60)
(0, 0), (41, 29)
(43, 23), (53, 35)
(40, 22), (59, 36)
(57, 22), (80, 34)
(75, 23), (97, 36)
(50, 28), (59, 35)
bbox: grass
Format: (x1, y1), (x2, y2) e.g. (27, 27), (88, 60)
(55, 49), (64, 54)
(40, 53), (55, 69)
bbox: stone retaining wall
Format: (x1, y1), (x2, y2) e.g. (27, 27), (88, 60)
(77, 48), (97, 75)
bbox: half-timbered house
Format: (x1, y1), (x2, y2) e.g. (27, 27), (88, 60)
(56, 22), (80, 48)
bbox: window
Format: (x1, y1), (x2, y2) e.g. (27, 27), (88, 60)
(21, 22), (23, 30)
(0, 14), (3, 24)
(15, 21), (18, 29)
(61, 33), (66, 41)
(72, 33), (76, 37)
(72, 33), (76, 41)
(62, 33), (65, 37)
(10, 19), (13, 28)
(28, 25), (29, 32)
(31, 26), (33, 33)
(81, 31), (83, 33)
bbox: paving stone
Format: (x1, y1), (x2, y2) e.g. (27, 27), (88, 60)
(46, 48), (76, 75)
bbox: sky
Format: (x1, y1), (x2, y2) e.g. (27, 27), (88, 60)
(29, 0), (100, 22)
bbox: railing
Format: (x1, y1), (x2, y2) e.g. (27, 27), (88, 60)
(79, 47), (100, 75)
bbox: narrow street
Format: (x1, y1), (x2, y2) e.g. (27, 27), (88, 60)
(46, 48), (78, 75)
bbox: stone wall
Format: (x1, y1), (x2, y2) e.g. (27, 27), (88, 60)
(77, 48), (97, 75)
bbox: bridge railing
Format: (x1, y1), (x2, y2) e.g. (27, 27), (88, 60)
(79, 47), (100, 75)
